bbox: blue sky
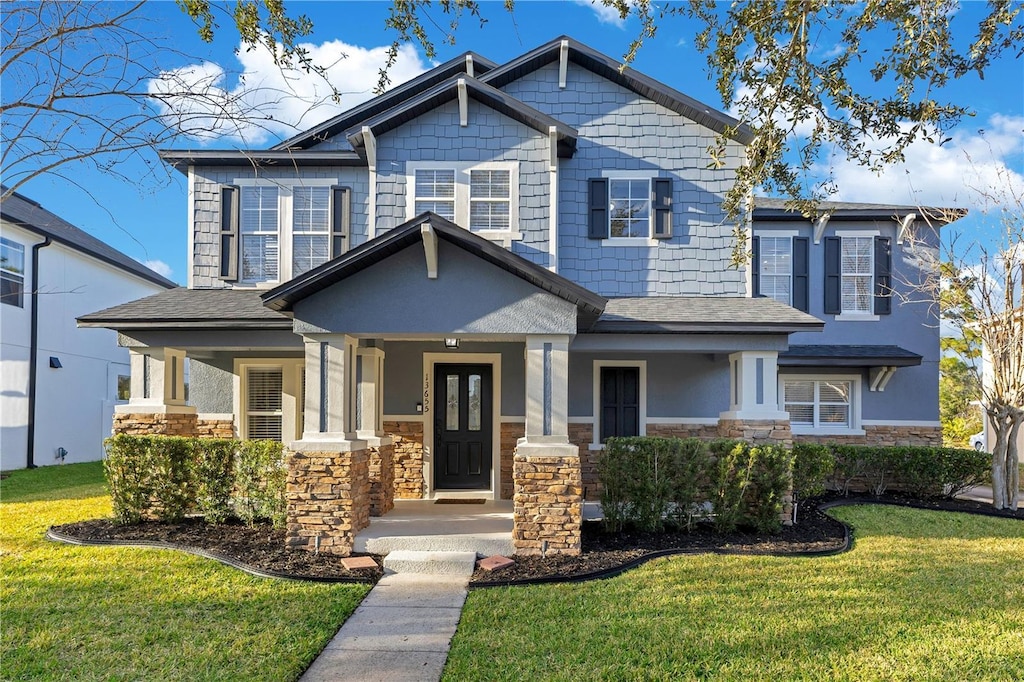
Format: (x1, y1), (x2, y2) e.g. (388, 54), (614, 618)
(9, 0), (1023, 285)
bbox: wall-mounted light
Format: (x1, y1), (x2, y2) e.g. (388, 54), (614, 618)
(49, 356), (62, 369)
(444, 338), (459, 350)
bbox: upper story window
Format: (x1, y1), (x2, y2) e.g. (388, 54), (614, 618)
(0, 236), (25, 308)
(220, 181), (349, 286)
(588, 174), (672, 242)
(406, 162), (519, 241)
(840, 236), (873, 314)
(751, 233), (808, 312)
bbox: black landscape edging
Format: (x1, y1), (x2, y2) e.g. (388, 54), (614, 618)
(45, 527), (377, 585)
(817, 496), (1024, 521)
(469, 522), (852, 590)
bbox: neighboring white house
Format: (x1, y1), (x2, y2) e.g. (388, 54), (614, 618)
(1, 189), (175, 470)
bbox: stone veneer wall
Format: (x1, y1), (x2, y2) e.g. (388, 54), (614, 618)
(512, 449), (583, 556)
(285, 448), (370, 556)
(717, 419), (793, 448)
(195, 417), (235, 439)
(368, 443), (395, 516)
(794, 425), (943, 447)
(568, 423), (599, 500)
(500, 422), (525, 500)
(384, 421), (424, 499)
(112, 412), (198, 436)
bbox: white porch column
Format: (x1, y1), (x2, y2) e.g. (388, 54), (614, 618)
(524, 335), (570, 443)
(127, 347), (188, 407)
(356, 346), (387, 440)
(294, 334), (364, 449)
(719, 351), (789, 421)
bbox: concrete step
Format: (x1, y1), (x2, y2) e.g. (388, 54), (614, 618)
(356, 532), (514, 557)
(382, 550), (478, 576)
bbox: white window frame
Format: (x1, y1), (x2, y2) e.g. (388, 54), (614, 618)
(405, 161), (521, 245)
(590, 359), (647, 450)
(0, 236), (26, 308)
(290, 185), (332, 278)
(759, 234), (793, 306)
(834, 229), (880, 321)
(779, 373), (864, 435)
(599, 170), (659, 246)
(233, 178), (340, 288)
(234, 358), (305, 442)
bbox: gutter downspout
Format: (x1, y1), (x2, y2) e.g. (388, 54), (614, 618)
(26, 237), (52, 468)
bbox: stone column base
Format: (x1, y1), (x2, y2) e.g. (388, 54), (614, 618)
(285, 448), (370, 556)
(512, 442), (582, 556)
(112, 411), (198, 437)
(717, 418), (793, 448)
(368, 442), (395, 517)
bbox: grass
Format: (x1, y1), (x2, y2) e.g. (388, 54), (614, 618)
(447, 505), (1024, 681)
(1, 462), (368, 681)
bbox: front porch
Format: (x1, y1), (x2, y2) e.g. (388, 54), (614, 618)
(353, 499), (515, 557)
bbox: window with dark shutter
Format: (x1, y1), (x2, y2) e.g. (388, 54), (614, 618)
(751, 235), (761, 297)
(823, 236), (841, 314)
(330, 186), (351, 259)
(219, 185), (239, 281)
(588, 178), (609, 239)
(652, 178), (673, 238)
(874, 236), (892, 315)
(600, 366), (640, 442)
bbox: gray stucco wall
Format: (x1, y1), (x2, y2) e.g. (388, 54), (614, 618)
(756, 218), (941, 421)
(501, 62), (748, 297)
(568, 352), (731, 419)
(374, 98), (551, 268)
(189, 356), (234, 414)
(380, 340), (526, 417)
(292, 239), (578, 335)
(190, 165), (370, 289)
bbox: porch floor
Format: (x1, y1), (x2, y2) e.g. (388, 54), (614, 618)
(353, 499), (515, 557)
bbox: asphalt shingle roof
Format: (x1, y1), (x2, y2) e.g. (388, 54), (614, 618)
(779, 345), (922, 367)
(594, 297), (823, 333)
(77, 288), (292, 329)
(1, 189), (176, 289)
(752, 197), (967, 223)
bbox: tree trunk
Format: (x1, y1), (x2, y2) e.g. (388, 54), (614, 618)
(1005, 412), (1021, 511)
(990, 409), (1009, 510)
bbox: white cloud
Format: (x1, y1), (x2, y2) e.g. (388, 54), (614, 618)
(143, 259), (173, 278)
(820, 114), (1024, 210)
(573, 0), (629, 27)
(148, 40), (429, 145)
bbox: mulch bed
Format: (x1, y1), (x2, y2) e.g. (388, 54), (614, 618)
(49, 495), (1022, 587)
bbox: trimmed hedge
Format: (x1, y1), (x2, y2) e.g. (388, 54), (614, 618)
(104, 434), (287, 528)
(596, 438), (989, 535)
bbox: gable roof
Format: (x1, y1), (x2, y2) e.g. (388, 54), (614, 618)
(594, 297), (823, 334)
(272, 52), (498, 151)
(1, 188), (176, 289)
(345, 75), (577, 157)
(481, 36), (755, 145)
(753, 197), (968, 224)
(77, 288), (291, 329)
(262, 212), (607, 322)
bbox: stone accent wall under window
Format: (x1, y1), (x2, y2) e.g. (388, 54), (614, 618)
(368, 443), (395, 517)
(112, 412), (198, 437)
(384, 421), (425, 499)
(568, 423), (599, 500)
(647, 422), (721, 440)
(285, 448), (370, 556)
(794, 425), (943, 447)
(717, 419), (793, 448)
(195, 417), (235, 439)
(500, 421), (525, 500)
(512, 448), (583, 556)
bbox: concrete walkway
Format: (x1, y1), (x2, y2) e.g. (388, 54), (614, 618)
(299, 573), (469, 682)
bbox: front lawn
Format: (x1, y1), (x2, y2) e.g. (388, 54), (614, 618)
(0, 462), (367, 681)
(447, 505), (1024, 681)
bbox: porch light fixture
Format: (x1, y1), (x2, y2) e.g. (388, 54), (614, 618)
(444, 338), (460, 349)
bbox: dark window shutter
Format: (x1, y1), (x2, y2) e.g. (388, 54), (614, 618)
(874, 236), (892, 315)
(824, 236), (841, 314)
(331, 186), (351, 258)
(652, 178), (672, 239)
(600, 366), (640, 443)
(793, 236), (810, 312)
(751, 235), (761, 297)
(219, 185), (239, 281)
(588, 178), (609, 240)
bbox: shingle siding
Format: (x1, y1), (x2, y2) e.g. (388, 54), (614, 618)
(502, 63), (747, 296)
(191, 166), (370, 289)
(374, 98), (551, 268)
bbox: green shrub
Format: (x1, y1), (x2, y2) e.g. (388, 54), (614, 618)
(826, 444), (991, 499)
(104, 434), (155, 524)
(709, 440), (753, 534)
(192, 439), (236, 524)
(147, 436), (195, 522)
(746, 444), (794, 534)
(234, 440), (287, 528)
(597, 437), (712, 533)
(791, 443), (835, 499)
